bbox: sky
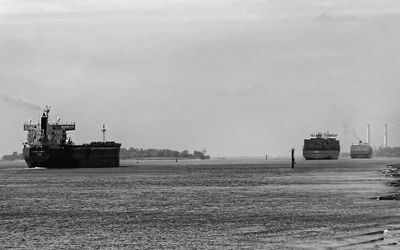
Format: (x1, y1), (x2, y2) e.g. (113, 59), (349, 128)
(1, 0), (400, 157)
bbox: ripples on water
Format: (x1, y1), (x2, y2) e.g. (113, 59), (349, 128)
(1, 158), (400, 249)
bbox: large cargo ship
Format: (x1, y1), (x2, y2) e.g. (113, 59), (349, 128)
(23, 107), (121, 168)
(350, 141), (372, 159)
(303, 132), (340, 160)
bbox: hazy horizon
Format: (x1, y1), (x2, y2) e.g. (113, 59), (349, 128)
(1, 0), (400, 157)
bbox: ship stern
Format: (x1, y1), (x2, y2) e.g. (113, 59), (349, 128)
(23, 147), (50, 168)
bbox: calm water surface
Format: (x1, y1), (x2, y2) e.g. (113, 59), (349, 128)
(1, 158), (400, 249)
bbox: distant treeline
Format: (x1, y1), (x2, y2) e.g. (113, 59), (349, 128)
(2, 148), (210, 161)
(374, 147), (400, 158)
(120, 147), (210, 160)
(2, 152), (23, 161)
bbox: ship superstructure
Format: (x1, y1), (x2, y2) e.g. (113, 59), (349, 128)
(303, 131), (340, 160)
(24, 107), (75, 148)
(23, 107), (121, 168)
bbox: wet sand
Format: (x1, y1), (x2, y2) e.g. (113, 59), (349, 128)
(1, 158), (400, 249)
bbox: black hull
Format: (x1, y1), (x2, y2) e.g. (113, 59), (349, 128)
(303, 150), (340, 160)
(350, 154), (372, 159)
(350, 145), (372, 159)
(23, 144), (121, 168)
(303, 136), (340, 160)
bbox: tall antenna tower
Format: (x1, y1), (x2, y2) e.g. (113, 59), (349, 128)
(101, 124), (106, 143)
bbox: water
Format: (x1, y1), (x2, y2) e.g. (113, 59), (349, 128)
(1, 158), (400, 249)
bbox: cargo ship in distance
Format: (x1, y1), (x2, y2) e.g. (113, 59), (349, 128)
(303, 132), (340, 160)
(23, 107), (121, 168)
(350, 124), (372, 159)
(350, 141), (372, 159)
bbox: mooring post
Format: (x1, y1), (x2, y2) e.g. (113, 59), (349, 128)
(291, 148), (296, 169)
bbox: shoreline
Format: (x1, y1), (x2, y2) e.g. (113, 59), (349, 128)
(378, 163), (400, 200)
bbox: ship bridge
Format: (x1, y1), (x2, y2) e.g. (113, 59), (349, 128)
(24, 122), (75, 131)
(23, 123), (40, 131)
(311, 131), (337, 139)
(48, 122), (75, 131)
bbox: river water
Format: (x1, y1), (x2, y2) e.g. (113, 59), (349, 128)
(1, 158), (400, 249)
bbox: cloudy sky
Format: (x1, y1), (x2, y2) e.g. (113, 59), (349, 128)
(1, 0), (400, 157)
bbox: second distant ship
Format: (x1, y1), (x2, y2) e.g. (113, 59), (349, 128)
(350, 141), (372, 159)
(350, 124), (372, 159)
(303, 131), (340, 160)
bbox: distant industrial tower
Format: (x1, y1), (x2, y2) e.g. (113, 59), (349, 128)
(384, 123), (388, 147)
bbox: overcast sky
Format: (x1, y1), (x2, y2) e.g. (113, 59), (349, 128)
(1, 0), (400, 157)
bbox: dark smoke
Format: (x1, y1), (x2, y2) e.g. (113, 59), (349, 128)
(343, 120), (361, 141)
(0, 94), (41, 111)
(351, 128), (361, 141)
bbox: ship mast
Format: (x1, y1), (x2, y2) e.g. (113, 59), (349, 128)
(101, 124), (106, 143)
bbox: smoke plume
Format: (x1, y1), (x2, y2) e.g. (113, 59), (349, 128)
(351, 128), (361, 141)
(343, 120), (363, 143)
(0, 94), (41, 111)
